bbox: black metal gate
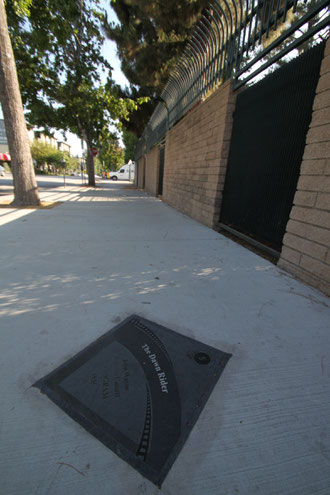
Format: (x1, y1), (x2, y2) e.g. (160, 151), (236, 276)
(220, 42), (325, 252)
(158, 146), (165, 196)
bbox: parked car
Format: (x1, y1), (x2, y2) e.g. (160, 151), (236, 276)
(0, 165), (5, 176)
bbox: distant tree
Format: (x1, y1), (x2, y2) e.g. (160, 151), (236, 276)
(98, 130), (125, 171)
(30, 140), (63, 170)
(64, 154), (80, 173)
(122, 128), (138, 163)
(0, 0), (40, 206)
(30, 140), (81, 174)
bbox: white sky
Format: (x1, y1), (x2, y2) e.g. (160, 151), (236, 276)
(101, 2), (130, 88)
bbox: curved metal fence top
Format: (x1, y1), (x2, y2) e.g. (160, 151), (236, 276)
(135, 0), (330, 160)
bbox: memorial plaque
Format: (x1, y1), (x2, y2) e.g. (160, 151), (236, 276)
(35, 315), (231, 486)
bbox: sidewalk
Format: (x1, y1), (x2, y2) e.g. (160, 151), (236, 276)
(0, 179), (329, 495)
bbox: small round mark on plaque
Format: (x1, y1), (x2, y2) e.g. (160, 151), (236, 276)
(194, 352), (211, 365)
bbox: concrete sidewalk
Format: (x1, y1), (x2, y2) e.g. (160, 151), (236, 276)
(0, 179), (329, 495)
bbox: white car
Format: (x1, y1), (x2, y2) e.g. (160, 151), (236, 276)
(0, 165), (5, 176)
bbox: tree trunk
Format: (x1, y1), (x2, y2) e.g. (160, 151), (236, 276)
(85, 136), (96, 187)
(0, 0), (40, 206)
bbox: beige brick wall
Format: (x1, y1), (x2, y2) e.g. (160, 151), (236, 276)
(136, 156), (145, 189)
(278, 39), (330, 296)
(162, 81), (236, 228)
(144, 147), (160, 196)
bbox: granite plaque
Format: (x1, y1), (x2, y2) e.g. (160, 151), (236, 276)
(35, 315), (231, 486)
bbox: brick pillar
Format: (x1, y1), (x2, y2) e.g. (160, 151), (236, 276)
(278, 40), (330, 296)
(162, 81), (236, 228)
(144, 147), (160, 196)
(136, 156), (145, 189)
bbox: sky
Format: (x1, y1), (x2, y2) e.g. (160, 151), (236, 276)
(101, 3), (130, 89)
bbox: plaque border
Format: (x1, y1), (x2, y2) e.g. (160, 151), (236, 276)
(34, 315), (232, 486)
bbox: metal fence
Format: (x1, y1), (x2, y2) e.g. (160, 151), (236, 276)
(135, 0), (329, 160)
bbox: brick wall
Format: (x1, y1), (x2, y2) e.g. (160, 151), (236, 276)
(144, 147), (160, 196)
(136, 156), (145, 189)
(278, 39), (330, 296)
(162, 81), (236, 228)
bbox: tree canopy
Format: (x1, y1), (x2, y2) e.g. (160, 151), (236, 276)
(103, 0), (209, 135)
(6, 0), (147, 185)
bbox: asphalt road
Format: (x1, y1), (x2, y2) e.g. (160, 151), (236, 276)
(0, 174), (133, 201)
(0, 173), (93, 190)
